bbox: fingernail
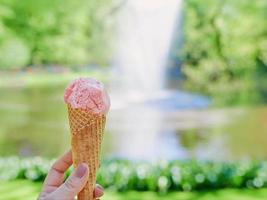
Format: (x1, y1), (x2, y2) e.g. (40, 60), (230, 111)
(95, 184), (104, 197)
(96, 184), (104, 191)
(75, 163), (88, 178)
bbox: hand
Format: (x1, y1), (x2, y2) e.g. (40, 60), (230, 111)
(39, 150), (104, 200)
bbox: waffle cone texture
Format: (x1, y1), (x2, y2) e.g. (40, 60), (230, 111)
(67, 104), (106, 200)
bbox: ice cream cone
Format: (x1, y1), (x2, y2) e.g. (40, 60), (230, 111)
(68, 105), (106, 200)
(64, 78), (110, 200)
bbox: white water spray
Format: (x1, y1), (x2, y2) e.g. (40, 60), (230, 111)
(115, 0), (183, 92)
(107, 0), (185, 160)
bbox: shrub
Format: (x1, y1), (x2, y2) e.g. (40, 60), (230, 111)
(0, 0), (114, 68)
(182, 0), (267, 105)
(1, 157), (267, 192)
(0, 37), (30, 69)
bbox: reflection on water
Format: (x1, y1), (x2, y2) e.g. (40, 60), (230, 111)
(0, 85), (267, 161)
(0, 84), (70, 157)
(107, 105), (190, 160)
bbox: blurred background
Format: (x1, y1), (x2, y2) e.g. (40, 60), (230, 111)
(0, 0), (267, 199)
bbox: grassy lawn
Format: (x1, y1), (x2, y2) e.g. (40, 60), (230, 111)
(0, 69), (110, 88)
(1, 180), (267, 200)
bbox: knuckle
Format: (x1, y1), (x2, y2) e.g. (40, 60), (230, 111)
(65, 178), (77, 192)
(38, 193), (54, 200)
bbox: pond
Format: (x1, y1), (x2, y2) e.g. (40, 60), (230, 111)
(0, 82), (267, 161)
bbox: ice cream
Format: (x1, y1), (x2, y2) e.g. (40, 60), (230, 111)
(64, 77), (110, 115)
(64, 77), (110, 200)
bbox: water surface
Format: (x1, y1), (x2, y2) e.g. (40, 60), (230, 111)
(0, 83), (266, 161)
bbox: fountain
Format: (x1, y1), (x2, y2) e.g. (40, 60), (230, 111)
(106, 0), (210, 160)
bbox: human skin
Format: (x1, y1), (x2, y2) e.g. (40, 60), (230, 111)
(38, 150), (104, 200)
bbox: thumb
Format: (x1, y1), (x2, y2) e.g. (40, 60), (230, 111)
(50, 163), (89, 200)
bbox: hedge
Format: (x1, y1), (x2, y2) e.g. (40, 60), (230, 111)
(1, 157), (267, 193)
(0, 0), (114, 69)
(182, 0), (267, 105)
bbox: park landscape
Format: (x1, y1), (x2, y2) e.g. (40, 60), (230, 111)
(0, 0), (267, 199)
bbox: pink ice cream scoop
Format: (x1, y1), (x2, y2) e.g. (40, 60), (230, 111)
(64, 77), (110, 115)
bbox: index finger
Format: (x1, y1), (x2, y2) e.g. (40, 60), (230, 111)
(43, 150), (73, 191)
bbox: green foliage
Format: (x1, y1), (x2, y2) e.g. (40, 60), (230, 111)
(0, 37), (30, 68)
(183, 0), (267, 105)
(0, 0), (114, 69)
(0, 157), (53, 181)
(1, 157), (267, 193)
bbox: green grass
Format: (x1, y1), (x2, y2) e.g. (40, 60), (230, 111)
(0, 69), (110, 88)
(1, 180), (267, 200)
(0, 180), (42, 200)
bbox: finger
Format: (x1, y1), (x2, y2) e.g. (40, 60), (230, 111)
(49, 163), (89, 200)
(94, 184), (104, 198)
(43, 150), (72, 192)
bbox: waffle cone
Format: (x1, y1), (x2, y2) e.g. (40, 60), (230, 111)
(67, 104), (106, 200)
